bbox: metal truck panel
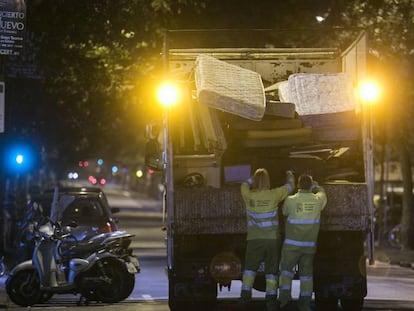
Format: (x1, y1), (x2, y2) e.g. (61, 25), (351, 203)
(322, 183), (368, 231)
(173, 187), (246, 235)
(173, 154), (221, 188)
(170, 49), (341, 86)
(173, 182), (368, 235)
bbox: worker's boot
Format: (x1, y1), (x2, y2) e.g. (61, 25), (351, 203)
(280, 301), (298, 311)
(266, 294), (279, 311)
(237, 290), (251, 311)
(297, 296), (312, 311)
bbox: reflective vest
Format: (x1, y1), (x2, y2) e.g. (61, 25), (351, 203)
(282, 188), (327, 253)
(241, 184), (291, 240)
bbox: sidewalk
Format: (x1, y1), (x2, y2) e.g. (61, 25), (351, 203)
(374, 245), (414, 268)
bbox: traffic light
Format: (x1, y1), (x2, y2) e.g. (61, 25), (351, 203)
(15, 153), (24, 165)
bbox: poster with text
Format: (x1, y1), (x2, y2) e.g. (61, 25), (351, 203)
(0, 0), (26, 56)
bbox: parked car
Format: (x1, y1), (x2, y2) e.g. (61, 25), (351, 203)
(27, 186), (120, 241)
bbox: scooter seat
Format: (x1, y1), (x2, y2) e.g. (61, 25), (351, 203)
(59, 231), (133, 258)
(59, 238), (104, 257)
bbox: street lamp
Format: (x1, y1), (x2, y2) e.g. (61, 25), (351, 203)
(359, 80), (380, 265)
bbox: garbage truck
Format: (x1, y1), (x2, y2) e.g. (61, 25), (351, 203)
(145, 29), (375, 311)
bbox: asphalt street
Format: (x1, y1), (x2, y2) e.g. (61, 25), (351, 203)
(2, 185), (414, 310)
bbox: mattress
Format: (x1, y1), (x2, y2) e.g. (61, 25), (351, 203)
(288, 73), (355, 116)
(229, 116), (302, 131)
(300, 110), (360, 128)
(194, 55), (266, 121)
(300, 111), (361, 142)
(311, 127), (360, 142)
(277, 80), (290, 102)
(242, 127), (312, 148)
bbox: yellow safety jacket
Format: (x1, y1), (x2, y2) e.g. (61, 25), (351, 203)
(241, 183), (291, 240)
(282, 187), (327, 253)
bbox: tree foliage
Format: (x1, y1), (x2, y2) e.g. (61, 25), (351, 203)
(5, 1), (414, 247)
(22, 0), (205, 171)
(18, 0), (356, 169)
(337, 0), (414, 248)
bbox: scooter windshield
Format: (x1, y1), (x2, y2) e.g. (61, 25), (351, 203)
(50, 193), (76, 223)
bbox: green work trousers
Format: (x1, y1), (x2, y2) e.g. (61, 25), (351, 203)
(279, 247), (314, 311)
(240, 238), (281, 309)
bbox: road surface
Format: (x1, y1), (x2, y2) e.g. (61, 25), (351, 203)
(2, 186), (414, 310)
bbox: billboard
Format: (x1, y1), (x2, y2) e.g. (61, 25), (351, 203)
(0, 0), (26, 56)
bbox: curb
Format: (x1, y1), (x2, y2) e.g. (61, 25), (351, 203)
(381, 259), (414, 269)
(396, 261), (414, 269)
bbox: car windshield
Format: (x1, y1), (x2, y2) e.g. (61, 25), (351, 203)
(61, 198), (105, 226)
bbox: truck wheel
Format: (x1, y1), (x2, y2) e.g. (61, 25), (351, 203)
(340, 297), (364, 311)
(168, 278), (195, 311)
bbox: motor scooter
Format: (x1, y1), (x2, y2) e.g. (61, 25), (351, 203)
(5, 220), (140, 306)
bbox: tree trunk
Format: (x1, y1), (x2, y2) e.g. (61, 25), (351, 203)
(397, 140), (414, 249)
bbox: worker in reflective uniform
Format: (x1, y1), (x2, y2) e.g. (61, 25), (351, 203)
(279, 174), (327, 311)
(238, 168), (295, 311)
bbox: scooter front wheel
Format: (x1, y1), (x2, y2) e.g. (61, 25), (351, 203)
(6, 269), (42, 307)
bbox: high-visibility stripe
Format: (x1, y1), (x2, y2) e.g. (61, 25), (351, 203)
(280, 270), (295, 278)
(266, 289), (277, 295)
(287, 218), (320, 225)
(300, 276), (313, 282)
(284, 238), (315, 247)
(244, 270), (256, 276)
(247, 220), (278, 228)
(242, 269), (256, 288)
(300, 291), (313, 297)
(266, 274), (277, 280)
(246, 210), (277, 219)
(280, 285), (291, 290)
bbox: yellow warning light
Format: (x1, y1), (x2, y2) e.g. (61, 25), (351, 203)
(359, 81), (380, 104)
(157, 82), (180, 107)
